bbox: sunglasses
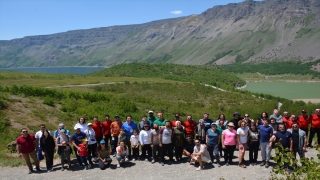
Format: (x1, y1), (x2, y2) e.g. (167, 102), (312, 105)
(195, 142), (200, 143)
(22, 131), (28, 133)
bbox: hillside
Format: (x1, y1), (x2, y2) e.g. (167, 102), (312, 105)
(0, 0), (320, 68)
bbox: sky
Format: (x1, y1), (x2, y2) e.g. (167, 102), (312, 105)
(0, 0), (246, 40)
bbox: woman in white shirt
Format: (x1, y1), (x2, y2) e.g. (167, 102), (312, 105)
(139, 124), (152, 161)
(84, 123), (96, 165)
(237, 120), (249, 168)
(75, 117), (88, 133)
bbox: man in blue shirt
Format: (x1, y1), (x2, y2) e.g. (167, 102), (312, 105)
(257, 118), (273, 168)
(71, 124), (86, 167)
(198, 113), (213, 132)
(122, 115), (138, 158)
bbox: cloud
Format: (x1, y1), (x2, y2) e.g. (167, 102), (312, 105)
(170, 10), (182, 15)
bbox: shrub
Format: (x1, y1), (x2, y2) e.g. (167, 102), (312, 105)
(43, 96), (55, 107)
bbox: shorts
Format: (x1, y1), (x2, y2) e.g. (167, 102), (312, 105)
(201, 155), (210, 162)
(37, 147), (44, 160)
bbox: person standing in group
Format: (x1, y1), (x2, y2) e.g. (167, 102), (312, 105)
(270, 109), (283, 124)
(215, 114), (228, 127)
(130, 129), (140, 161)
(195, 119), (206, 144)
(237, 120), (249, 168)
(173, 121), (186, 161)
(243, 114), (254, 128)
(257, 112), (268, 126)
(154, 112), (167, 128)
(159, 121), (174, 166)
(298, 110), (310, 137)
(199, 113), (213, 132)
(190, 139), (211, 171)
(217, 119), (226, 158)
(139, 124), (152, 161)
(77, 138), (90, 170)
(75, 117), (88, 133)
(258, 118), (273, 168)
(206, 123), (221, 167)
(147, 111), (158, 125)
(282, 111), (290, 124)
(270, 118), (278, 135)
(116, 141), (129, 168)
(84, 123), (97, 165)
(183, 135), (195, 162)
(308, 109), (320, 148)
(16, 128), (40, 174)
(56, 129), (72, 171)
(35, 124), (50, 163)
(40, 130), (56, 172)
(110, 115), (122, 156)
(92, 116), (103, 146)
(183, 115), (196, 137)
(150, 122), (160, 164)
(288, 122), (307, 159)
(138, 115), (152, 131)
(53, 123), (70, 140)
(285, 114), (298, 130)
(248, 124), (259, 166)
(171, 113), (181, 128)
(122, 115), (138, 159)
(97, 140), (112, 170)
(71, 124), (87, 167)
(230, 112), (242, 130)
(102, 115), (113, 146)
(221, 122), (237, 166)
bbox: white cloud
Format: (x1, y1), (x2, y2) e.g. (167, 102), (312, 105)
(170, 10), (182, 15)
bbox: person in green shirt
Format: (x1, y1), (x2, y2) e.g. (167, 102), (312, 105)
(217, 119), (226, 158)
(147, 111), (159, 125)
(154, 112), (167, 127)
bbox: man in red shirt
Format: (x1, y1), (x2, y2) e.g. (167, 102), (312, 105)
(171, 113), (181, 128)
(16, 128), (40, 174)
(102, 114), (113, 146)
(298, 110), (310, 137)
(282, 111), (291, 124)
(92, 116), (103, 145)
(308, 109), (320, 148)
(183, 115), (196, 137)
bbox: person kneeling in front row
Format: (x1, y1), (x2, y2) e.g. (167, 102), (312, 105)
(116, 141), (129, 168)
(190, 139), (211, 171)
(97, 140), (112, 170)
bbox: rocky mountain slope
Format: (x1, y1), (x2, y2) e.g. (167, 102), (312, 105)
(0, 0), (319, 68)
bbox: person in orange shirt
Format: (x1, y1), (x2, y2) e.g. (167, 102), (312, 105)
(308, 109), (320, 148)
(171, 113), (181, 128)
(298, 110), (310, 137)
(92, 116), (103, 145)
(102, 115), (113, 146)
(183, 115), (196, 137)
(110, 115), (123, 156)
(285, 114), (297, 130)
(282, 111), (290, 124)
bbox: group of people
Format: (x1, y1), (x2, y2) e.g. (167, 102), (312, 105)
(16, 108), (320, 173)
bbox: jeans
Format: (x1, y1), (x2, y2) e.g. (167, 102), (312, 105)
(152, 144), (160, 161)
(218, 142), (223, 157)
(125, 136), (132, 157)
(110, 136), (118, 154)
(73, 146), (83, 166)
(160, 143), (173, 162)
(132, 147), (139, 158)
(224, 145), (236, 163)
(22, 151), (39, 170)
(174, 146), (183, 160)
(80, 156), (88, 166)
(37, 147), (44, 161)
(88, 143), (97, 164)
(308, 128), (320, 146)
(207, 144), (220, 162)
(44, 150), (54, 170)
(98, 158), (112, 170)
(141, 144), (152, 159)
(60, 148), (71, 165)
(260, 142), (271, 161)
(249, 141), (259, 163)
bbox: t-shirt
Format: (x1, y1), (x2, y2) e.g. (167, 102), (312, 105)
(311, 114), (320, 128)
(154, 118), (167, 127)
(92, 121), (103, 137)
(130, 135), (139, 146)
(285, 120), (294, 129)
(150, 129), (159, 145)
(206, 129), (220, 146)
(71, 132), (86, 146)
(159, 128), (173, 144)
(298, 115), (310, 130)
(139, 130), (151, 145)
(16, 134), (36, 154)
(84, 129), (96, 145)
(98, 149), (109, 159)
(147, 116), (158, 123)
(78, 143), (88, 156)
(258, 125), (273, 143)
(275, 131), (292, 149)
(75, 123), (88, 133)
(102, 120), (113, 136)
(249, 130), (259, 142)
(116, 146), (129, 156)
(183, 120), (196, 135)
(237, 126), (249, 144)
(110, 121), (122, 136)
(122, 121), (138, 136)
(193, 144), (210, 159)
(184, 141), (195, 153)
(222, 129), (237, 146)
(35, 130), (52, 147)
(292, 130), (299, 149)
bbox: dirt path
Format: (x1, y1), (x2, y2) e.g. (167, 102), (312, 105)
(1, 148), (318, 180)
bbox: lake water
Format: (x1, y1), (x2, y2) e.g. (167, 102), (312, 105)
(0, 67), (105, 74)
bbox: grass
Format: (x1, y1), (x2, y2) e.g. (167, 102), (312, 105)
(236, 73), (316, 82)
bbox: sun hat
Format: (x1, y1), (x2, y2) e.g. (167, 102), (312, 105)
(228, 122), (235, 127)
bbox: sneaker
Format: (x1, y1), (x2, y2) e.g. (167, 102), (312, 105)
(151, 159), (155, 164)
(36, 167), (41, 172)
(28, 169), (32, 174)
(265, 161), (269, 168)
(113, 153), (116, 157)
(33, 165), (36, 170)
(61, 167), (65, 171)
(85, 166), (89, 170)
(88, 164), (91, 169)
(225, 162), (229, 166)
(239, 164), (246, 168)
(196, 166), (202, 171)
(132, 158), (136, 161)
(117, 164), (120, 168)
(50, 167), (54, 171)
(217, 162), (221, 167)
(161, 162), (164, 166)
(145, 158), (148, 162)
(260, 160), (266, 166)
(47, 170), (51, 173)
(137, 157), (140, 161)
(125, 158), (129, 162)
(251, 163), (255, 166)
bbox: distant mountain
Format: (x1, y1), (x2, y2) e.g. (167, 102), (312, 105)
(0, 0), (320, 68)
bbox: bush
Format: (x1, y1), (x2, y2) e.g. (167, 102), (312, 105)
(43, 96), (55, 107)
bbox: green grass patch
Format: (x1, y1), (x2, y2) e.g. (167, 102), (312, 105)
(295, 28), (311, 38)
(305, 14), (316, 27)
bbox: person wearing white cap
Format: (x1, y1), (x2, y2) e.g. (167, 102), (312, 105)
(53, 123), (70, 140)
(71, 124), (87, 167)
(84, 123), (97, 165)
(147, 111), (158, 125)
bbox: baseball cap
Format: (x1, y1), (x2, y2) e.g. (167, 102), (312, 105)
(148, 111), (154, 114)
(87, 123), (93, 126)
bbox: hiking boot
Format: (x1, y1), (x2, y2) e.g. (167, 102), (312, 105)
(61, 167), (65, 171)
(260, 160), (266, 166)
(265, 161), (269, 168)
(151, 159), (155, 164)
(117, 164), (120, 168)
(225, 162), (229, 166)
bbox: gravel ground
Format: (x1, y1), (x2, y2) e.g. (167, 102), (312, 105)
(0, 148), (318, 180)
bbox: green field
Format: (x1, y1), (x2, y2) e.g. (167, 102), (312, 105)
(245, 82), (320, 99)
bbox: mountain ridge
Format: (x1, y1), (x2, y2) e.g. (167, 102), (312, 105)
(0, 0), (319, 68)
